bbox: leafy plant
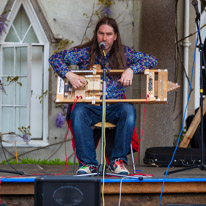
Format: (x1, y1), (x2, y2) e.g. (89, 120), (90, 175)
(0, 157), (76, 165)
(18, 126), (31, 143)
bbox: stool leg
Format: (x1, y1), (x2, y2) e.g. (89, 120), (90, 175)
(130, 144), (136, 174)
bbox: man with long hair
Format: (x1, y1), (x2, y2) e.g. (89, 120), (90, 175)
(49, 16), (158, 175)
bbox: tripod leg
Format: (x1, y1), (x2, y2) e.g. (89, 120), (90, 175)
(166, 165), (198, 175)
(0, 169), (24, 175)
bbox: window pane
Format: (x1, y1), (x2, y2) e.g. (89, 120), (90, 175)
(16, 77), (27, 105)
(2, 77), (14, 105)
(15, 107), (27, 134)
(2, 107), (14, 133)
(23, 26), (39, 43)
(16, 47), (27, 75)
(13, 5), (30, 40)
(5, 26), (19, 42)
(3, 47), (14, 75)
(30, 46), (43, 138)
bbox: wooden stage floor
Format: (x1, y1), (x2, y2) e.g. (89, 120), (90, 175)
(0, 164), (206, 205)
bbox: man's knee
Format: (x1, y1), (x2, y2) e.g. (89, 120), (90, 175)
(71, 104), (86, 121)
(122, 103), (136, 116)
(120, 104), (136, 125)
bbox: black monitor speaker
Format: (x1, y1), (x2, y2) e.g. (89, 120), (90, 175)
(34, 176), (101, 206)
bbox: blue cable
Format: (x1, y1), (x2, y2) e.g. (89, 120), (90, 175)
(159, 21), (200, 206)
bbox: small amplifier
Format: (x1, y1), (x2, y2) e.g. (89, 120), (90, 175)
(34, 175), (101, 206)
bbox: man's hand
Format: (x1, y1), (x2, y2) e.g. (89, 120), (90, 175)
(65, 71), (87, 89)
(117, 68), (133, 86)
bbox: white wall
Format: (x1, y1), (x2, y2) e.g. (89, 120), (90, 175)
(38, 0), (133, 47)
(0, 0), (8, 14)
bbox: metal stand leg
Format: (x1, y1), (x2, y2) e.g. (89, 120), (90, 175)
(130, 144), (136, 174)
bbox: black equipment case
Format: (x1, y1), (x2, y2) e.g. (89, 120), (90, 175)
(143, 146), (206, 167)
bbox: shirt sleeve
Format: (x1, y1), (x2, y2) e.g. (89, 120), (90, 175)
(48, 47), (88, 79)
(125, 46), (158, 74)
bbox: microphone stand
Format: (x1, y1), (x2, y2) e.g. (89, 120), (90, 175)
(0, 134), (24, 175)
(98, 48), (107, 176)
(167, 3), (206, 175)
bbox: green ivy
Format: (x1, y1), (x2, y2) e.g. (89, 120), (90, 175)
(0, 157), (77, 165)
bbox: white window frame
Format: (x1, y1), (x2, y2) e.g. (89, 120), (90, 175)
(0, 43), (31, 140)
(0, 0), (49, 147)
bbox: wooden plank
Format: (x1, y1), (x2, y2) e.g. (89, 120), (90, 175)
(94, 69), (124, 74)
(55, 98), (167, 104)
(0, 183), (34, 195)
(179, 97), (206, 148)
(157, 69), (168, 101)
(102, 182), (206, 194)
(1, 181), (206, 195)
(103, 194), (206, 206)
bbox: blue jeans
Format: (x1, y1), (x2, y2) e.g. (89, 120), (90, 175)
(70, 103), (136, 167)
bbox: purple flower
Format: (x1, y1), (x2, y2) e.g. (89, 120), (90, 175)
(0, 15), (7, 35)
(18, 126), (31, 143)
(56, 112), (66, 128)
(22, 133), (30, 143)
(103, 7), (112, 16)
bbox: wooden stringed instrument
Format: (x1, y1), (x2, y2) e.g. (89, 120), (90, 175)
(55, 65), (180, 104)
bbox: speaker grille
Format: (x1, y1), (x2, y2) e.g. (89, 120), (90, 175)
(34, 176), (101, 206)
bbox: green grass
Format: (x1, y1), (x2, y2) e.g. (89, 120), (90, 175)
(0, 157), (76, 165)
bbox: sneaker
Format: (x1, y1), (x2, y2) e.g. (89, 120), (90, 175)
(76, 165), (97, 175)
(110, 159), (129, 175)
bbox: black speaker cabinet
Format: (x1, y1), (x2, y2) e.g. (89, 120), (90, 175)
(34, 176), (101, 206)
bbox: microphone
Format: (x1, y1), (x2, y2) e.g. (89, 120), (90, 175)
(192, 0), (200, 20)
(99, 42), (105, 50)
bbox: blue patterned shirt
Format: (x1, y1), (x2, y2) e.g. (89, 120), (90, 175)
(49, 46), (158, 99)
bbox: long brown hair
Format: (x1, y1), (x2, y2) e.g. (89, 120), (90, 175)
(76, 16), (127, 70)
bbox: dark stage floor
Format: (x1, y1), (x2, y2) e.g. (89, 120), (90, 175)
(0, 164), (206, 179)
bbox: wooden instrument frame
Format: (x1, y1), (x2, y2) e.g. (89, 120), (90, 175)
(55, 65), (180, 104)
